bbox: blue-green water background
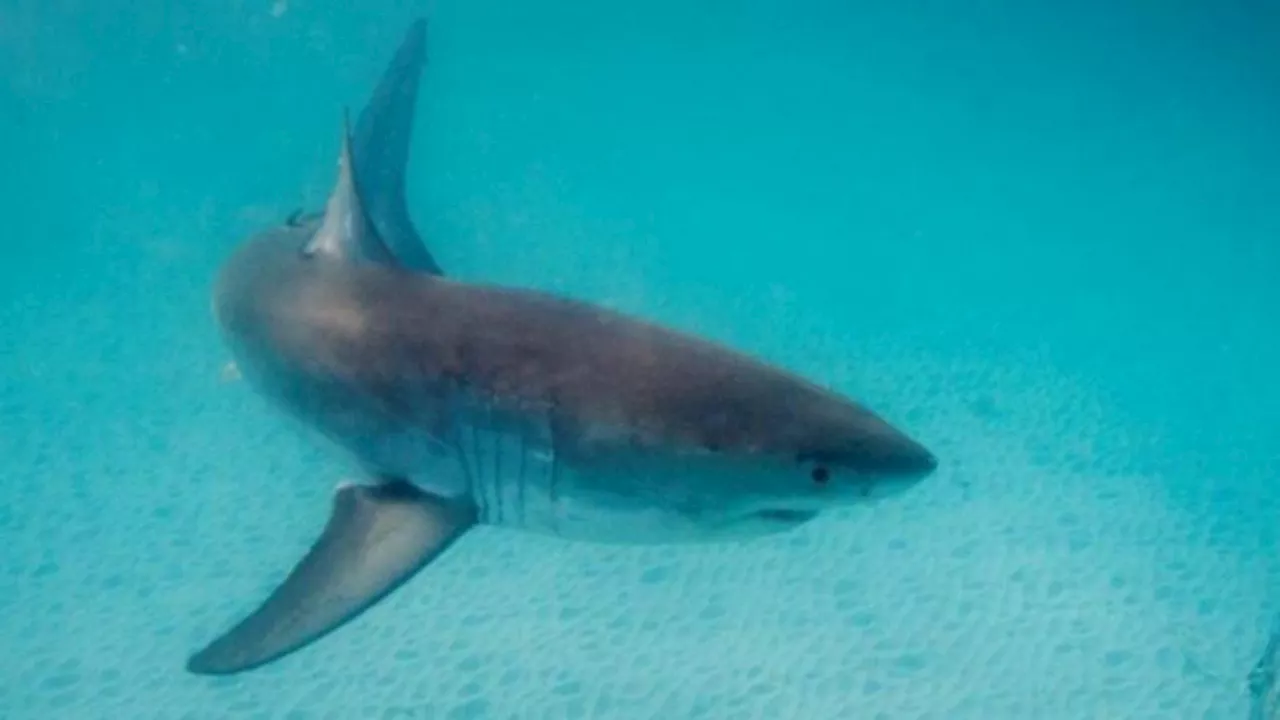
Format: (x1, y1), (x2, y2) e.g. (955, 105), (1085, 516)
(3, 1), (1279, 717)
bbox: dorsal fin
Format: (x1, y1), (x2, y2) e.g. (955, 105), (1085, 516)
(303, 109), (399, 266)
(351, 18), (442, 275)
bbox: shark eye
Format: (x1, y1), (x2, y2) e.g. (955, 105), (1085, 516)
(810, 466), (830, 485)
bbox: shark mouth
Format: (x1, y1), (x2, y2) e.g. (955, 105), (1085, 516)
(755, 508), (820, 524)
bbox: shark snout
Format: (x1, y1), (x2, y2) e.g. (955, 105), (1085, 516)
(881, 442), (938, 478)
(840, 433), (938, 503)
(832, 424), (938, 480)
(849, 440), (936, 503)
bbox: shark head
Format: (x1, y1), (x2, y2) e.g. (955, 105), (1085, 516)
(785, 395), (937, 506)
(565, 370), (937, 537)
(710, 402), (936, 529)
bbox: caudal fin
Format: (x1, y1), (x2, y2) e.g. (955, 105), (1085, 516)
(352, 18), (443, 275)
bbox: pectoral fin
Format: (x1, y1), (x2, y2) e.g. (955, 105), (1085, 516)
(186, 479), (476, 675)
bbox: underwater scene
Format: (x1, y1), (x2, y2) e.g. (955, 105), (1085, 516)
(3, 1), (1280, 718)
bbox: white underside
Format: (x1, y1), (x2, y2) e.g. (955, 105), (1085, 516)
(344, 416), (802, 545)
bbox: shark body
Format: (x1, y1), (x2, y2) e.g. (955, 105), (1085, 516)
(188, 19), (937, 676)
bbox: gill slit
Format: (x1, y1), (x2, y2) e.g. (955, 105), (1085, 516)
(516, 419), (527, 527)
(491, 408), (505, 526)
(548, 411), (561, 536)
(446, 383), (483, 524)
(469, 421), (491, 524)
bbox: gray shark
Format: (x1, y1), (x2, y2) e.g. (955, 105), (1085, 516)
(187, 18), (938, 676)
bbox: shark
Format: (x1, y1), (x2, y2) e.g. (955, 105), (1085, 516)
(187, 17), (938, 676)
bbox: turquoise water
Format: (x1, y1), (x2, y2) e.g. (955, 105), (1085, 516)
(3, 0), (1279, 717)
